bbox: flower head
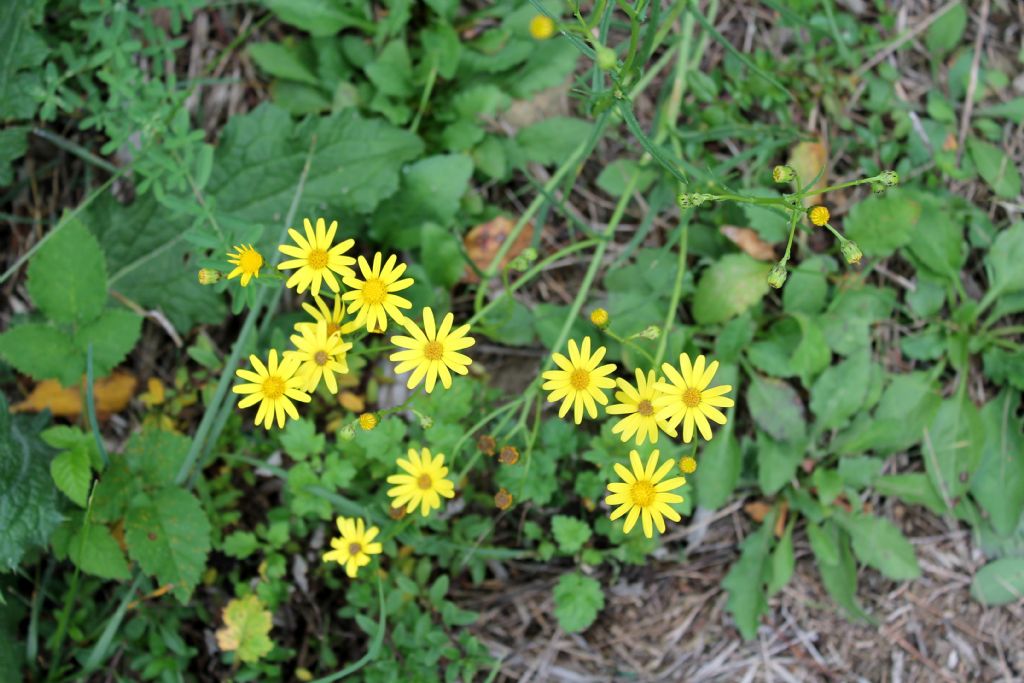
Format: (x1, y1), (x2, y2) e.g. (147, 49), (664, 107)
(841, 239), (863, 264)
(589, 308), (609, 329)
(879, 170), (899, 187)
(342, 253), (414, 333)
(808, 205), (830, 227)
(389, 308), (475, 393)
(477, 435), (497, 456)
(605, 449), (686, 538)
(529, 14), (555, 40)
(358, 413), (378, 431)
(323, 517), (382, 578)
(654, 353), (734, 443)
(277, 218), (355, 296)
(386, 448), (455, 517)
(541, 337), (617, 424)
(226, 244), (264, 286)
(494, 488), (513, 510)
(232, 349), (311, 429)
(768, 261), (788, 289)
(284, 319), (352, 394)
(679, 456), (697, 474)
(198, 268), (221, 285)
(772, 165), (796, 183)
(300, 293), (350, 337)
(606, 369), (677, 445)
(497, 445), (519, 465)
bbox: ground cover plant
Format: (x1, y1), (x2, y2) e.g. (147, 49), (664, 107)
(1, 0), (1023, 680)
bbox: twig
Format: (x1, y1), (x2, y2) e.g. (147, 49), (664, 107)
(956, 0), (990, 163)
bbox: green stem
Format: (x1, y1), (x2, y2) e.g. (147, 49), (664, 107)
(606, 327), (656, 365)
(654, 218), (688, 366)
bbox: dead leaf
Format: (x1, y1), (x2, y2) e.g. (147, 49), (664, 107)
(339, 391), (365, 413)
(720, 225), (776, 261)
(942, 133), (958, 152)
(140, 377), (165, 407)
(12, 372), (138, 419)
(461, 216), (535, 283)
(744, 500), (772, 524)
(788, 139), (829, 206)
(774, 501), (789, 538)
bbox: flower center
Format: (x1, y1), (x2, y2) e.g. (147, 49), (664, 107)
(424, 340), (444, 360)
(362, 278), (387, 305)
(417, 473), (433, 490)
(262, 376), (285, 400)
(629, 480), (656, 508)
(637, 399), (654, 416)
(307, 248), (329, 269)
(348, 542), (362, 556)
(569, 369), (590, 390)
(314, 350), (329, 366)
(240, 250), (262, 273)
(682, 387), (702, 408)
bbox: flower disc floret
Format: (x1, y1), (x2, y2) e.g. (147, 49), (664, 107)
(606, 369), (677, 445)
(226, 244), (264, 286)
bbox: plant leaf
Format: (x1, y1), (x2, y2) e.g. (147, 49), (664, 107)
(552, 572), (604, 633)
(0, 323), (85, 386)
(27, 219), (107, 325)
(843, 513), (920, 580)
(216, 595), (275, 663)
(692, 254), (771, 325)
(970, 558), (1024, 606)
(50, 447), (91, 507)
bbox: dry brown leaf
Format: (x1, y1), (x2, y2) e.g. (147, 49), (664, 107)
(942, 133), (958, 152)
(720, 225), (776, 261)
(461, 216), (535, 283)
(338, 391), (365, 413)
(744, 500), (773, 524)
(774, 501), (789, 538)
(788, 139), (829, 206)
(12, 371), (138, 419)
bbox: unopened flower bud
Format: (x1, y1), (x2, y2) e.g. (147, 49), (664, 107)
(636, 325), (661, 340)
(589, 308), (609, 329)
(477, 434), (497, 456)
(808, 205), (830, 227)
(508, 247), (538, 272)
(679, 456), (697, 474)
(871, 182), (886, 195)
(841, 239), (863, 265)
(494, 488), (513, 510)
(767, 261), (788, 289)
(772, 165), (796, 183)
(339, 424), (356, 441)
(198, 269), (221, 285)
(676, 193), (692, 210)
(498, 445), (520, 465)
(358, 413), (378, 431)
(879, 170), (898, 187)
(419, 414), (433, 430)
(596, 46), (617, 71)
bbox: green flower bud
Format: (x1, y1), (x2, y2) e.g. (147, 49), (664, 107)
(772, 165), (796, 183)
(879, 170), (899, 187)
(636, 325), (661, 340)
(841, 239), (863, 265)
(596, 46), (617, 71)
(339, 424), (356, 441)
(871, 182), (886, 195)
(419, 414), (433, 430)
(767, 261), (788, 289)
(676, 193), (692, 210)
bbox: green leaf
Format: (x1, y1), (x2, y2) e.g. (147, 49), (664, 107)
(925, 2), (966, 56)
(50, 447), (91, 507)
(968, 137), (1022, 199)
(0, 323), (84, 386)
(248, 42), (321, 86)
(551, 515), (592, 554)
(516, 117), (594, 166)
(756, 431), (802, 495)
(875, 474), (946, 515)
(843, 514), (920, 580)
(692, 254), (771, 325)
(844, 191), (923, 257)
(970, 558), (1024, 606)
(923, 395), (984, 503)
(68, 520), (131, 580)
(223, 531), (260, 560)
(596, 159), (658, 197)
(747, 375), (806, 443)
(421, 223), (465, 288)
(27, 220), (107, 325)
(371, 154), (473, 248)
(782, 258), (828, 315)
(722, 518), (773, 639)
(970, 390), (1024, 536)
(811, 524), (870, 622)
(811, 468), (843, 505)
(552, 572), (604, 633)
(789, 313), (830, 385)
(0, 399), (62, 570)
(903, 195), (965, 279)
(365, 40), (414, 98)
(89, 456), (137, 523)
(74, 308), (142, 377)
(0, 0), (47, 120)
(767, 521), (794, 597)
(986, 223), (1024, 296)
(265, 0), (368, 36)
(0, 126), (29, 186)
(278, 418), (325, 461)
(122, 427), (191, 489)
(809, 350), (870, 431)
(697, 431), (741, 509)
(217, 595), (275, 663)
(806, 521), (838, 565)
(125, 488), (211, 603)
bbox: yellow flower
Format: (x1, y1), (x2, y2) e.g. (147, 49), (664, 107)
(529, 14), (556, 40)
(341, 253), (414, 333)
(323, 517), (382, 578)
(605, 449), (686, 538)
(389, 308), (475, 393)
(299, 294), (349, 337)
(284, 319), (351, 394)
(809, 205), (830, 227)
(541, 337), (616, 424)
(589, 308), (609, 328)
(232, 349), (311, 429)
(653, 353), (734, 443)
(226, 244), (264, 286)
(606, 369), (677, 445)
(679, 456), (697, 474)
(277, 217), (355, 296)
(358, 412), (378, 431)
(386, 448), (455, 517)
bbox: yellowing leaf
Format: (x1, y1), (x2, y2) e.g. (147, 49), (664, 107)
(461, 216), (535, 283)
(215, 595), (274, 663)
(720, 225), (776, 261)
(788, 139), (828, 207)
(338, 390), (365, 413)
(140, 377), (165, 407)
(11, 371), (137, 419)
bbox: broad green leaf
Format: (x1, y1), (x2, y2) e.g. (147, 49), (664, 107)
(789, 313), (830, 385)
(844, 191), (923, 257)
(505, 39), (579, 98)
(923, 396), (984, 504)
(986, 223), (1024, 296)
(89, 456), (137, 523)
(809, 350), (870, 431)
(982, 348), (1024, 391)
(125, 488), (211, 603)
(223, 531), (259, 559)
(837, 456), (883, 488)
(782, 258), (828, 315)
(596, 159), (658, 197)
(697, 431), (741, 509)
(692, 254), (771, 325)
(365, 40), (414, 98)
(0, 126), (28, 186)
(904, 195), (965, 279)
(970, 558), (1024, 606)
(843, 514), (920, 580)
(421, 223), (465, 288)
(0, 323), (84, 386)
(925, 2), (966, 56)
(756, 431), (802, 495)
(421, 22), (462, 79)
(551, 515), (592, 554)
(723, 518), (773, 639)
(264, 0), (368, 36)
(834, 372), (941, 455)
(0, 0), (47, 120)
(968, 137), (1022, 199)
(248, 42), (320, 85)
(516, 117), (594, 166)
(278, 418), (325, 461)
(74, 308), (142, 377)
(970, 390), (1024, 536)
(553, 572), (604, 633)
(767, 521), (794, 597)
(806, 521), (838, 565)
(875, 474), (946, 515)
(68, 520), (131, 580)
(27, 220), (107, 325)
(0, 399), (61, 570)
(123, 427), (191, 488)
(286, 462), (332, 520)
(216, 595), (275, 663)
(50, 447), (91, 507)
(747, 374), (806, 443)
(811, 524), (871, 622)
(371, 154), (473, 248)
(811, 468), (843, 505)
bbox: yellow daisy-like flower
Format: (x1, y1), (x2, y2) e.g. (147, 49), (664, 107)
(226, 244), (264, 286)
(653, 353), (734, 443)
(541, 337), (617, 424)
(232, 349), (311, 430)
(808, 205), (830, 227)
(277, 217), (356, 296)
(283, 319), (352, 394)
(529, 14), (555, 40)
(389, 308), (475, 393)
(605, 449), (686, 538)
(322, 517), (382, 578)
(341, 253), (414, 333)
(606, 369), (677, 445)
(386, 448), (456, 517)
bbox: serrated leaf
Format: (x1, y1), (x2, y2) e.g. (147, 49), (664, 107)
(278, 418), (325, 461)
(68, 520), (130, 580)
(125, 488), (211, 603)
(692, 254), (771, 325)
(89, 457), (137, 523)
(123, 427), (191, 489)
(747, 374), (806, 443)
(970, 558), (1024, 606)
(74, 308), (142, 376)
(27, 220), (107, 325)
(843, 514), (920, 580)
(216, 595), (274, 663)
(0, 396), (62, 570)
(50, 447), (91, 507)
(553, 572), (604, 633)
(223, 531), (259, 559)
(551, 515), (592, 554)
(0, 323), (84, 386)
(903, 194), (965, 279)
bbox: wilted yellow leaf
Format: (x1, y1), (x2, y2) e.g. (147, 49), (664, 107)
(720, 226), (777, 261)
(788, 139), (828, 206)
(140, 377), (165, 407)
(216, 595), (274, 663)
(461, 216), (535, 283)
(338, 390), (365, 413)
(12, 372), (137, 419)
